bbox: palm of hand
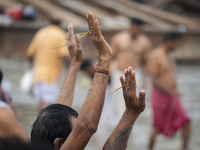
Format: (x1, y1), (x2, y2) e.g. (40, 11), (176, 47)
(87, 12), (112, 59)
(67, 23), (83, 63)
(120, 66), (146, 114)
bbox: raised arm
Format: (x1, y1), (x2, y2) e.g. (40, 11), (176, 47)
(60, 11), (112, 150)
(55, 23), (83, 107)
(103, 66), (146, 150)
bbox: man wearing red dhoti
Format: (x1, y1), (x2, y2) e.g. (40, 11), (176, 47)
(148, 32), (191, 150)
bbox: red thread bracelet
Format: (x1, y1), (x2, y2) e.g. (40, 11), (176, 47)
(94, 69), (109, 75)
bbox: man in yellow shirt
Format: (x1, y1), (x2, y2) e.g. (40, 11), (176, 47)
(26, 15), (68, 110)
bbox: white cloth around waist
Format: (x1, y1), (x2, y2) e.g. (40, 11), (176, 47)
(0, 101), (9, 108)
(33, 81), (60, 104)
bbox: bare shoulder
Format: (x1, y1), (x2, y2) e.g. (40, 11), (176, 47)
(149, 47), (162, 61)
(139, 34), (151, 45)
(0, 106), (15, 130)
(0, 106), (15, 121)
(111, 31), (129, 42)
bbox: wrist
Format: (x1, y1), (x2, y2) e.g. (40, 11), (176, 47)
(99, 56), (111, 63)
(125, 109), (140, 119)
(70, 61), (81, 68)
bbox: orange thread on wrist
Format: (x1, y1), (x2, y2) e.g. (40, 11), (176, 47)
(96, 66), (109, 72)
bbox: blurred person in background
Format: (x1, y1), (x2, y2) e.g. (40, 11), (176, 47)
(26, 14), (68, 110)
(148, 32), (191, 150)
(0, 69), (16, 113)
(0, 103), (29, 142)
(0, 69), (28, 142)
(110, 17), (152, 124)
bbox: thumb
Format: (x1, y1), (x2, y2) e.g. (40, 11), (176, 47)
(138, 90), (146, 109)
(120, 75), (125, 91)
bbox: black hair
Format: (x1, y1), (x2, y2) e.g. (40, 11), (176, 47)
(80, 60), (93, 70)
(49, 17), (61, 26)
(0, 137), (54, 150)
(163, 32), (181, 42)
(130, 18), (145, 25)
(31, 104), (78, 148)
(0, 69), (3, 85)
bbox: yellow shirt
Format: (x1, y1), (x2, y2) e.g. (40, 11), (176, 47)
(26, 25), (68, 84)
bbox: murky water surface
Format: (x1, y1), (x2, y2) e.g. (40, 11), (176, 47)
(0, 56), (200, 150)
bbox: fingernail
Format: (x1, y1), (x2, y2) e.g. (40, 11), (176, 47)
(140, 90), (146, 96)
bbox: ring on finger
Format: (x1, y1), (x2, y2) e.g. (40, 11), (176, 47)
(90, 31), (96, 36)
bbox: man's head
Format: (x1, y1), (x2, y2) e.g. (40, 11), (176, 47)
(163, 32), (181, 51)
(49, 13), (61, 26)
(80, 60), (96, 79)
(31, 104), (78, 150)
(0, 137), (54, 150)
(130, 18), (145, 38)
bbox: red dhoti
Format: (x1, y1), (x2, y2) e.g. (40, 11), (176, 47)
(151, 89), (190, 137)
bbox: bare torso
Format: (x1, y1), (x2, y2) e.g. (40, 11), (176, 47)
(150, 47), (177, 90)
(111, 31), (151, 71)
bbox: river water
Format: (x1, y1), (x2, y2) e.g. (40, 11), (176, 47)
(0, 56), (200, 150)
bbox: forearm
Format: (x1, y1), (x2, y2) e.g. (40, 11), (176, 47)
(55, 61), (81, 107)
(78, 57), (110, 127)
(61, 58), (110, 150)
(80, 57), (109, 118)
(103, 110), (139, 150)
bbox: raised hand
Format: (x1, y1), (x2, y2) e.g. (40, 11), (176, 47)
(120, 66), (146, 114)
(67, 23), (83, 63)
(55, 23), (83, 107)
(87, 11), (112, 60)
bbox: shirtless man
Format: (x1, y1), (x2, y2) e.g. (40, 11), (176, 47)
(31, 12), (146, 150)
(148, 32), (191, 150)
(0, 69), (16, 113)
(110, 18), (151, 123)
(0, 69), (28, 142)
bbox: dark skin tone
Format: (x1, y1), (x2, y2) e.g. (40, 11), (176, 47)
(54, 11), (112, 150)
(103, 66), (146, 150)
(54, 12), (146, 150)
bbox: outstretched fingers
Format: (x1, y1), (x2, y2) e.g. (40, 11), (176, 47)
(127, 66), (132, 85)
(120, 75), (125, 89)
(138, 90), (146, 112)
(68, 23), (75, 47)
(87, 11), (95, 31)
(94, 19), (102, 38)
(130, 70), (136, 94)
